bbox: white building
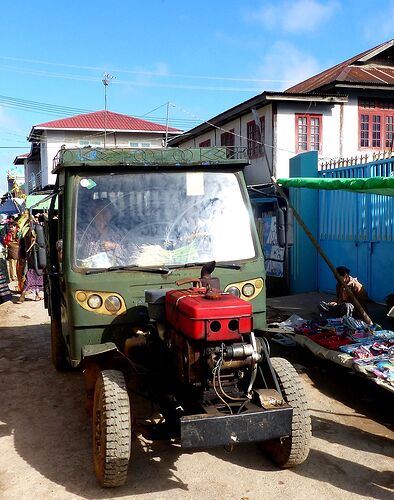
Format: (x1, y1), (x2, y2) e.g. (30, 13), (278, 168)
(169, 39), (394, 185)
(24, 110), (182, 194)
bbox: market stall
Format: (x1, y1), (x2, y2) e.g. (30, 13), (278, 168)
(272, 175), (394, 393)
(272, 315), (394, 393)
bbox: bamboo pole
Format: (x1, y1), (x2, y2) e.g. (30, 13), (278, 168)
(272, 176), (373, 325)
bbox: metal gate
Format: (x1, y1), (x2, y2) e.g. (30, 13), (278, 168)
(317, 158), (394, 303)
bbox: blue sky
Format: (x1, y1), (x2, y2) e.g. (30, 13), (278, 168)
(1, 0), (394, 193)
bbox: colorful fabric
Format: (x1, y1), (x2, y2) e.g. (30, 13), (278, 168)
(293, 317), (394, 387)
(0, 271), (11, 303)
(23, 269), (43, 293)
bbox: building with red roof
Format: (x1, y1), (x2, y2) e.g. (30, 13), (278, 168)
(25, 110), (182, 193)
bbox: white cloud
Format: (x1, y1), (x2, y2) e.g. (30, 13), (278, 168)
(253, 41), (321, 90)
(244, 0), (339, 34)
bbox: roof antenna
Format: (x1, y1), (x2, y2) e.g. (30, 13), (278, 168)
(165, 102), (175, 147)
(102, 72), (115, 148)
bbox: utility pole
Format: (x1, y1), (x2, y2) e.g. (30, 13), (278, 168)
(164, 102), (175, 147)
(102, 72), (115, 148)
(164, 102), (170, 147)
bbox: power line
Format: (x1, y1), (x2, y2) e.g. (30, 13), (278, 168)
(0, 55), (292, 84)
(0, 64), (264, 92)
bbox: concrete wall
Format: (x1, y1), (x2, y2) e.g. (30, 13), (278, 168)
(172, 92), (389, 183)
(274, 101), (342, 179)
(169, 106), (274, 185)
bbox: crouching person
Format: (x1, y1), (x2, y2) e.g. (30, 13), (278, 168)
(319, 266), (369, 319)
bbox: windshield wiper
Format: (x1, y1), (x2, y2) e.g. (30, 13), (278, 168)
(168, 262), (242, 270)
(85, 265), (170, 275)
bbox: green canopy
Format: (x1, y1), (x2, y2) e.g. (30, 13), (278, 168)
(277, 176), (394, 197)
(26, 194), (58, 210)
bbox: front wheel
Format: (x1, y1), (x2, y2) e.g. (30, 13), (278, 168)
(93, 370), (132, 487)
(262, 357), (311, 467)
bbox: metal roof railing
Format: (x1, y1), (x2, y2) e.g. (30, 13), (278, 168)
(52, 146), (249, 171)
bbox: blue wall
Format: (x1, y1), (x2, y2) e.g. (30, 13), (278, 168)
(288, 154), (394, 302)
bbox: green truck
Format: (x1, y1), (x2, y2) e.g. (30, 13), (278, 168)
(44, 146), (310, 487)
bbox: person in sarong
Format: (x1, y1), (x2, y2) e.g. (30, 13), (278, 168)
(16, 223), (44, 303)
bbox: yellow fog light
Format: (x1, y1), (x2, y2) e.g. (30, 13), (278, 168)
(104, 295), (122, 313)
(242, 283), (255, 297)
(255, 278), (263, 289)
(87, 294), (103, 309)
(76, 291), (87, 302)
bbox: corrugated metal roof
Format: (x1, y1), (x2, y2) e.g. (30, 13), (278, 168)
(286, 39), (394, 93)
(13, 153), (30, 165)
(33, 110), (181, 134)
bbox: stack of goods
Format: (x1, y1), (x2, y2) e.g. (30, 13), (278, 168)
(339, 330), (394, 386)
(293, 320), (394, 389)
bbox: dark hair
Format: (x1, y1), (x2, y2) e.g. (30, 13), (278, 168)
(336, 266), (350, 276)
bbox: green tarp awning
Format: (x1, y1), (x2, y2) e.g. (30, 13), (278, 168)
(277, 176), (394, 197)
(26, 194), (58, 210)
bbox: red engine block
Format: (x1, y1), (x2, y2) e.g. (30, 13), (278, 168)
(165, 288), (253, 341)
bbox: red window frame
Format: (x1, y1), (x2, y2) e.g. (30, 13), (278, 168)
(220, 129), (235, 158)
(247, 117), (265, 159)
(358, 98), (394, 149)
(295, 114), (322, 153)
(199, 139), (211, 147)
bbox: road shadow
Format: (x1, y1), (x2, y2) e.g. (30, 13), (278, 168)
(1, 315), (393, 498)
(311, 415), (394, 457)
(0, 322), (190, 498)
(295, 448), (394, 499)
(269, 340), (394, 431)
(208, 441), (393, 499)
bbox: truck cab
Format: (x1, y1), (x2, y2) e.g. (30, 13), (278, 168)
(45, 147), (266, 368)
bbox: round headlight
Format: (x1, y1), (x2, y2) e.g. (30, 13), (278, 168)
(87, 294), (103, 309)
(104, 295), (122, 313)
(227, 286), (241, 298)
(242, 283), (255, 297)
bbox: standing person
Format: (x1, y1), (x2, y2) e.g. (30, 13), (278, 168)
(319, 266), (369, 319)
(16, 221), (44, 303)
(3, 223), (19, 283)
(0, 238), (11, 304)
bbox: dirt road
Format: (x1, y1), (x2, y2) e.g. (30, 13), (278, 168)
(0, 296), (393, 499)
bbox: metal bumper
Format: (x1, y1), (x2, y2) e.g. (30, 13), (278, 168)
(181, 405), (292, 449)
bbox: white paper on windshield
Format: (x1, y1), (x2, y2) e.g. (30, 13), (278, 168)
(186, 172), (204, 196)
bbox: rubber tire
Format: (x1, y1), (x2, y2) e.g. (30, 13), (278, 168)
(50, 316), (70, 371)
(93, 370), (131, 488)
(262, 357), (311, 467)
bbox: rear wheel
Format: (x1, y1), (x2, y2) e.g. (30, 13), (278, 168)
(50, 316), (70, 371)
(262, 357), (311, 467)
(93, 370), (131, 487)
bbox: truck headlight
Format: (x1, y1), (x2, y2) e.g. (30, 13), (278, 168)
(87, 294), (103, 309)
(242, 283), (255, 297)
(75, 290), (126, 315)
(105, 295), (122, 313)
(224, 278), (264, 301)
(227, 286), (241, 298)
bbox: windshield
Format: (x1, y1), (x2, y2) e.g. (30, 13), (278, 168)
(74, 171), (256, 269)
